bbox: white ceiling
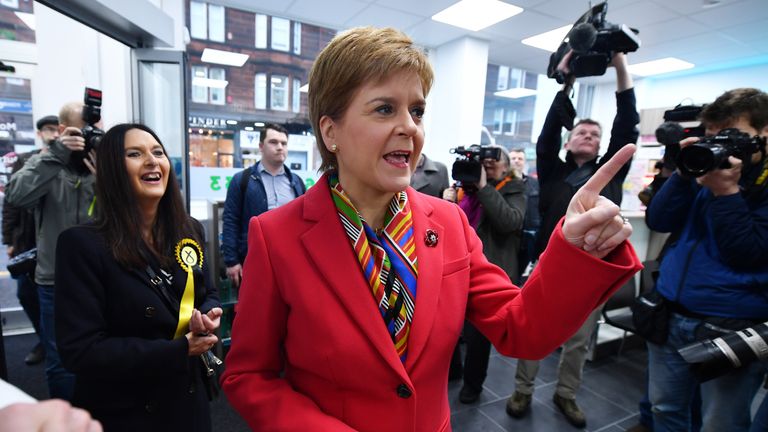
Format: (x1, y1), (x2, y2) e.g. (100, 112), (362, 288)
(213, 0), (768, 83)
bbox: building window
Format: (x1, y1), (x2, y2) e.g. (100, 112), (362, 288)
(190, 1), (207, 40)
(271, 17), (290, 52)
(209, 68), (226, 105)
(504, 109), (518, 135)
(208, 4), (225, 42)
(293, 22), (302, 55)
(497, 66), (509, 91)
(493, 108), (503, 134)
(192, 66), (226, 105)
(270, 75), (289, 111)
(255, 73), (267, 109)
(255, 14), (267, 49)
(292, 79), (301, 113)
(191, 66), (208, 103)
(190, 2), (225, 42)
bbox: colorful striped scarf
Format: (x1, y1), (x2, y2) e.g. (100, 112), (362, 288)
(329, 173), (418, 363)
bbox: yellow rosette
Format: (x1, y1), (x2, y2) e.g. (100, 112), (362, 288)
(174, 238), (204, 338)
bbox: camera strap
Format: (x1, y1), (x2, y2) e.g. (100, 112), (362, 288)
(745, 152), (768, 202)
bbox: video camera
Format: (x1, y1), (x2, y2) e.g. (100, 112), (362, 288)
(547, 1), (640, 84)
(81, 87), (104, 152)
(676, 128), (767, 178)
(678, 322), (768, 382)
(655, 104), (705, 170)
(450, 145), (502, 185)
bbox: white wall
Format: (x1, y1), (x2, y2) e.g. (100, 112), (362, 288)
(424, 37), (489, 169)
(33, 3), (132, 129)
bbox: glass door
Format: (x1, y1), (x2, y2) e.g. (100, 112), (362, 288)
(131, 49), (190, 207)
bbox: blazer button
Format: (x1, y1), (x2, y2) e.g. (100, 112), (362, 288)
(144, 307), (155, 318)
(144, 401), (156, 413)
(396, 384), (412, 399)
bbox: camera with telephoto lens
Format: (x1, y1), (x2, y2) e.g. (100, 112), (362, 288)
(678, 322), (768, 382)
(676, 128), (767, 178)
(81, 87), (104, 152)
(449, 145), (502, 185)
(547, 1), (640, 84)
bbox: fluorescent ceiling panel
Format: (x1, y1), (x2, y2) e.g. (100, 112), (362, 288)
(431, 0), (523, 32)
(627, 57), (695, 76)
(494, 88), (537, 98)
(201, 48), (249, 67)
(191, 77), (229, 88)
(521, 24), (572, 52)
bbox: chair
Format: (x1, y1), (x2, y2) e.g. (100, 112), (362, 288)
(600, 260), (660, 356)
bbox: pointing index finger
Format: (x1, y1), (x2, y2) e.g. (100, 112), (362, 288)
(581, 144), (636, 194)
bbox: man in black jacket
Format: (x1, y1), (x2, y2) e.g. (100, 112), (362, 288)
(506, 52), (639, 428)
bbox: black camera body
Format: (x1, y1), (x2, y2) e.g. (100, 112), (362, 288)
(81, 87), (104, 152)
(676, 128), (767, 178)
(547, 2), (640, 84)
(655, 104), (705, 170)
(450, 145), (502, 185)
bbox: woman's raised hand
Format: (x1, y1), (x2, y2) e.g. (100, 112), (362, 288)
(562, 144), (636, 259)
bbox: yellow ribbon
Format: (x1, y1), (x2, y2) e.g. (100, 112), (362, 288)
(174, 238), (204, 338)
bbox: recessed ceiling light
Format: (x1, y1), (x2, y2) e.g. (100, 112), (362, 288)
(226, 120), (238, 125)
(627, 57), (695, 76)
(254, 122), (265, 127)
(521, 25), (572, 52)
(245, 126), (254, 131)
(192, 77), (229, 88)
(432, 0), (523, 32)
(494, 88), (537, 99)
(201, 48), (249, 67)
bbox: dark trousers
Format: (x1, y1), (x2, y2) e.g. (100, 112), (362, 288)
(462, 322), (491, 393)
(17, 273), (42, 338)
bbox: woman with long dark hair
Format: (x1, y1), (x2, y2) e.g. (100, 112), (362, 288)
(55, 123), (221, 432)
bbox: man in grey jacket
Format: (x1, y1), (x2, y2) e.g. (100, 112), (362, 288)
(6, 102), (96, 401)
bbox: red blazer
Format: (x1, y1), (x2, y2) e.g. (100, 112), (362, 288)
(222, 174), (641, 432)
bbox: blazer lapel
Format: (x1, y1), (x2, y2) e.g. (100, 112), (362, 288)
(404, 189), (444, 367)
(300, 176), (407, 378)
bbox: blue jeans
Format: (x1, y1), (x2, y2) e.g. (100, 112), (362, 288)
(38, 284), (75, 400)
(751, 393), (768, 432)
(648, 313), (765, 432)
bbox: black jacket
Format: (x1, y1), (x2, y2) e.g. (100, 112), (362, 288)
(536, 88), (639, 257)
(55, 224), (220, 432)
(2, 151), (40, 255)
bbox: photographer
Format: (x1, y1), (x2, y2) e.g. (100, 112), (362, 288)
(645, 88), (768, 432)
(6, 101), (98, 401)
(442, 148), (526, 404)
(506, 51), (638, 428)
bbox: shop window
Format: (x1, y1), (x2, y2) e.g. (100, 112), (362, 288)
(190, 2), (225, 42)
(209, 68), (226, 105)
(255, 73), (267, 109)
(271, 17), (290, 52)
(270, 75), (289, 111)
(255, 14), (267, 49)
(191, 65), (208, 103)
(292, 78), (301, 113)
(293, 22), (302, 55)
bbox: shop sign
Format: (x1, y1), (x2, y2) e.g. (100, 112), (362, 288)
(189, 166), (241, 200)
(188, 116), (230, 130)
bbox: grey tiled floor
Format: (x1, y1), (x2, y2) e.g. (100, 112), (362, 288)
(449, 345), (648, 432)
